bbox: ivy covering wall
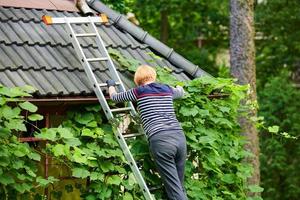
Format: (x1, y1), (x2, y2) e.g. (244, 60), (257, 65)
(0, 51), (261, 200)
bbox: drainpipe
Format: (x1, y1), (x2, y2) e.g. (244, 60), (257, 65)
(86, 0), (210, 78)
(76, 0), (94, 16)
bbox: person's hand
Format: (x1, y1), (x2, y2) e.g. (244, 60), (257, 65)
(106, 79), (116, 87)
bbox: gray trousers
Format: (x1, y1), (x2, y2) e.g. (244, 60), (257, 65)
(149, 130), (188, 200)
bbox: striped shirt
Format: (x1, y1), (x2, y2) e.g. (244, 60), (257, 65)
(111, 82), (184, 138)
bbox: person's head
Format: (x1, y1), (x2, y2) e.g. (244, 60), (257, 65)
(134, 65), (157, 86)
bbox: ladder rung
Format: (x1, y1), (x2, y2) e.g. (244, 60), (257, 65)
(75, 33), (97, 37)
(98, 82), (121, 87)
(111, 107), (132, 113)
(86, 57), (109, 62)
(123, 133), (144, 139)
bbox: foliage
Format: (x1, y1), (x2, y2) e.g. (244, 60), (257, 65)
(35, 104), (162, 200)
(255, 0), (300, 83)
(0, 85), (57, 199)
(258, 71), (300, 200)
(131, 0), (229, 75)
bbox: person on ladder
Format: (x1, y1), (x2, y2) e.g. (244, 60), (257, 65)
(106, 65), (188, 200)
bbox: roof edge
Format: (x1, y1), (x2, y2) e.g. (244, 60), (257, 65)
(86, 0), (210, 78)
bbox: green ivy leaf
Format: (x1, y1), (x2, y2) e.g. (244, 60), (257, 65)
(81, 128), (96, 138)
(28, 152), (41, 161)
(72, 168), (90, 178)
(107, 175), (122, 185)
(19, 101), (38, 112)
(28, 114), (43, 121)
(5, 119), (27, 131)
(90, 172), (104, 181)
(52, 144), (65, 157)
(179, 106), (199, 117)
(268, 126), (279, 133)
(75, 113), (94, 125)
(221, 174), (235, 184)
(2, 105), (21, 119)
(0, 174), (15, 185)
(13, 183), (32, 193)
(100, 161), (114, 173)
(36, 176), (58, 187)
(36, 129), (57, 141)
(63, 138), (81, 146)
(248, 185), (264, 193)
(123, 192), (133, 200)
(57, 128), (73, 139)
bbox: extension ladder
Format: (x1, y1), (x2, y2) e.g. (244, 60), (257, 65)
(42, 15), (155, 200)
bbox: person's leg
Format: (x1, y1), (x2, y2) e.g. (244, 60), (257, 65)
(175, 133), (187, 198)
(150, 135), (187, 200)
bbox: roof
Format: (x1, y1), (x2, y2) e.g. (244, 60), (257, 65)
(0, 0), (207, 97)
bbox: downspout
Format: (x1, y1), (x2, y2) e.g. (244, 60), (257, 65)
(76, 0), (94, 16)
(86, 0), (210, 78)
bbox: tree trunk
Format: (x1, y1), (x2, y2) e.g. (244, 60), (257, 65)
(160, 9), (169, 44)
(230, 0), (260, 196)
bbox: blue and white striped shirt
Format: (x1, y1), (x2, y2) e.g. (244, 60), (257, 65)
(111, 82), (184, 138)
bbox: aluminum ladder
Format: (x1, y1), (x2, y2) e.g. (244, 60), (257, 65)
(42, 15), (155, 200)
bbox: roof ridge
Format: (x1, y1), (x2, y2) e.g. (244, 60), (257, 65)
(87, 0), (210, 78)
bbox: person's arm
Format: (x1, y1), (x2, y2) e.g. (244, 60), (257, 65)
(170, 85), (185, 99)
(107, 80), (137, 102)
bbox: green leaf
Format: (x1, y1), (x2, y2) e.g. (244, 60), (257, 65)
(0, 87), (30, 97)
(52, 144), (65, 157)
(248, 185), (264, 193)
(0, 174), (15, 185)
(28, 152), (41, 161)
(87, 121), (98, 128)
(72, 151), (87, 164)
(63, 138), (81, 146)
(81, 128), (96, 138)
(90, 172), (104, 181)
(57, 128), (73, 139)
(13, 183), (32, 193)
(221, 174), (235, 184)
(179, 106), (199, 117)
(268, 125), (279, 133)
(123, 192), (133, 200)
(72, 168), (90, 178)
(28, 114), (43, 121)
(36, 129), (57, 141)
(36, 176), (59, 187)
(75, 113), (94, 125)
(19, 101), (38, 112)
(5, 119), (26, 131)
(100, 161), (114, 173)
(2, 105), (21, 119)
(107, 175), (122, 185)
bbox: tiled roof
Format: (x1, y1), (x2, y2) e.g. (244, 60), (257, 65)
(0, 6), (191, 97)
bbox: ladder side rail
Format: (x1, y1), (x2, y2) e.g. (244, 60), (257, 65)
(64, 17), (114, 119)
(88, 17), (137, 117)
(114, 127), (155, 200)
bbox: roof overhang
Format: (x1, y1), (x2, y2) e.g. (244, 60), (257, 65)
(0, 0), (79, 12)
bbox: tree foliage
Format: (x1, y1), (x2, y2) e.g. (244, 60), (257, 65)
(258, 71), (300, 200)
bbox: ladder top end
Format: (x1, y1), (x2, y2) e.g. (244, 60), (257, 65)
(100, 14), (109, 24)
(42, 15), (52, 25)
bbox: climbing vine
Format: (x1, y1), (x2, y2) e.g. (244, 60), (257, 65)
(0, 85), (57, 199)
